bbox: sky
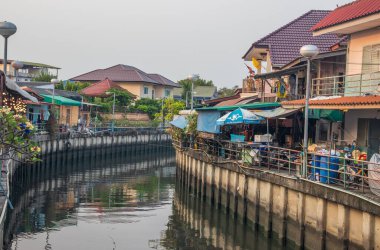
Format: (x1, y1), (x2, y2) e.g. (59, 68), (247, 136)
(1, 0), (350, 88)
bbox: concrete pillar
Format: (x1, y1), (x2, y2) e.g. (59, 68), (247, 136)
(362, 212), (374, 250)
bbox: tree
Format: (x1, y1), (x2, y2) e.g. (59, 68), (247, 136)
(32, 72), (55, 82)
(131, 98), (161, 120)
(93, 88), (134, 112)
(155, 98), (185, 123)
(178, 76), (214, 100)
(217, 85), (239, 97)
(0, 107), (40, 162)
(55, 81), (91, 92)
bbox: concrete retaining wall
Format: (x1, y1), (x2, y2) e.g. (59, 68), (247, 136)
(175, 149), (380, 250)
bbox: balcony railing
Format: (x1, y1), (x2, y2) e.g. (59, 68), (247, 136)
(311, 72), (380, 97)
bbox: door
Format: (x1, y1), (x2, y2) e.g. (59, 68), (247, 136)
(368, 119), (380, 158)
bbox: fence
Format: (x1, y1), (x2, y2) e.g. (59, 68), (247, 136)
(173, 136), (380, 197)
(311, 72), (380, 97)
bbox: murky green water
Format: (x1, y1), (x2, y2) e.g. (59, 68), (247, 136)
(4, 147), (292, 250)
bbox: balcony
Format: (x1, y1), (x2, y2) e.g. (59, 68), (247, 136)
(311, 72), (380, 97)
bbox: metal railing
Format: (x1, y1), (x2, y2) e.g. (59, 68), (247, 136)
(173, 136), (380, 197)
(311, 72), (380, 97)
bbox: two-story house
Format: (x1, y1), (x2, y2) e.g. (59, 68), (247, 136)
(0, 59), (60, 82)
(283, 0), (380, 157)
(243, 10), (344, 101)
(70, 64), (180, 99)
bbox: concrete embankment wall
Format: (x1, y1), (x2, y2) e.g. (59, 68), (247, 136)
(175, 149), (380, 250)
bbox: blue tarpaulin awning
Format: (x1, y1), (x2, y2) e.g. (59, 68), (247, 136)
(170, 116), (188, 129)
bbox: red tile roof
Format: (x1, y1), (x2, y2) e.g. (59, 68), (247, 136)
(71, 65), (177, 87)
(80, 78), (135, 98)
(282, 96), (380, 108)
(243, 10), (341, 67)
(312, 0), (380, 31)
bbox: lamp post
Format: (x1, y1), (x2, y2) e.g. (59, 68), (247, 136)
(187, 74), (199, 111)
(106, 91), (116, 132)
(51, 79), (59, 119)
(185, 90), (197, 109)
(300, 45), (319, 177)
(0, 21), (17, 76)
(11, 60), (23, 82)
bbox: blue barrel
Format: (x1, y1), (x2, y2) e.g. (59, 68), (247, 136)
(329, 156), (339, 182)
(320, 155), (339, 183)
(311, 155), (320, 180)
(320, 156), (328, 183)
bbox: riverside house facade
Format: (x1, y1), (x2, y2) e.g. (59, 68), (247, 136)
(70, 64), (180, 99)
(283, 0), (380, 157)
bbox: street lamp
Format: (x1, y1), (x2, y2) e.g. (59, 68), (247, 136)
(106, 91), (116, 132)
(300, 45), (319, 177)
(51, 79), (59, 120)
(0, 21), (17, 76)
(187, 74), (199, 111)
(11, 60), (23, 82)
(185, 91), (196, 108)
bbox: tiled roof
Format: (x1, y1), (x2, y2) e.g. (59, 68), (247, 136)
(80, 78), (134, 98)
(312, 0), (380, 31)
(282, 96), (380, 108)
(147, 74), (180, 87)
(243, 10), (342, 67)
(71, 64), (169, 85)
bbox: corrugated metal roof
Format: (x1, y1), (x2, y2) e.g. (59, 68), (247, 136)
(197, 102), (280, 111)
(312, 0), (380, 31)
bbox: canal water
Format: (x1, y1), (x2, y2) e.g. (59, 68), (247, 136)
(3, 146), (294, 250)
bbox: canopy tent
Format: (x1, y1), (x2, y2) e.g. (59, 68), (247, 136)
(255, 107), (300, 119)
(170, 116), (188, 129)
(41, 94), (82, 106)
(216, 108), (264, 126)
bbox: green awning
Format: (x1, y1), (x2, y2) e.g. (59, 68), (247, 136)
(308, 109), (343, 122)
(196, 102), (280, 111)
(41, 94), (81, 106)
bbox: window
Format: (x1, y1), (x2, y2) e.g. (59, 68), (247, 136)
(362, 44), (380, 74)
(143, 86), (149, 95)
(164, 88), (171, 97)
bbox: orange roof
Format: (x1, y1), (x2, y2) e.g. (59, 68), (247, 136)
(282, 96), (380, 109)
(80, 78), (135, 98)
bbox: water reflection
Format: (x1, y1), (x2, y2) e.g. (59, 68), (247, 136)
(5, 147), (176, 250)
(5, 146), (293, 250)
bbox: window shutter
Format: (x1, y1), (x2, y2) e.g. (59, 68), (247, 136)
(362, 44), (380, 74)
(362, 45), (372, 74)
